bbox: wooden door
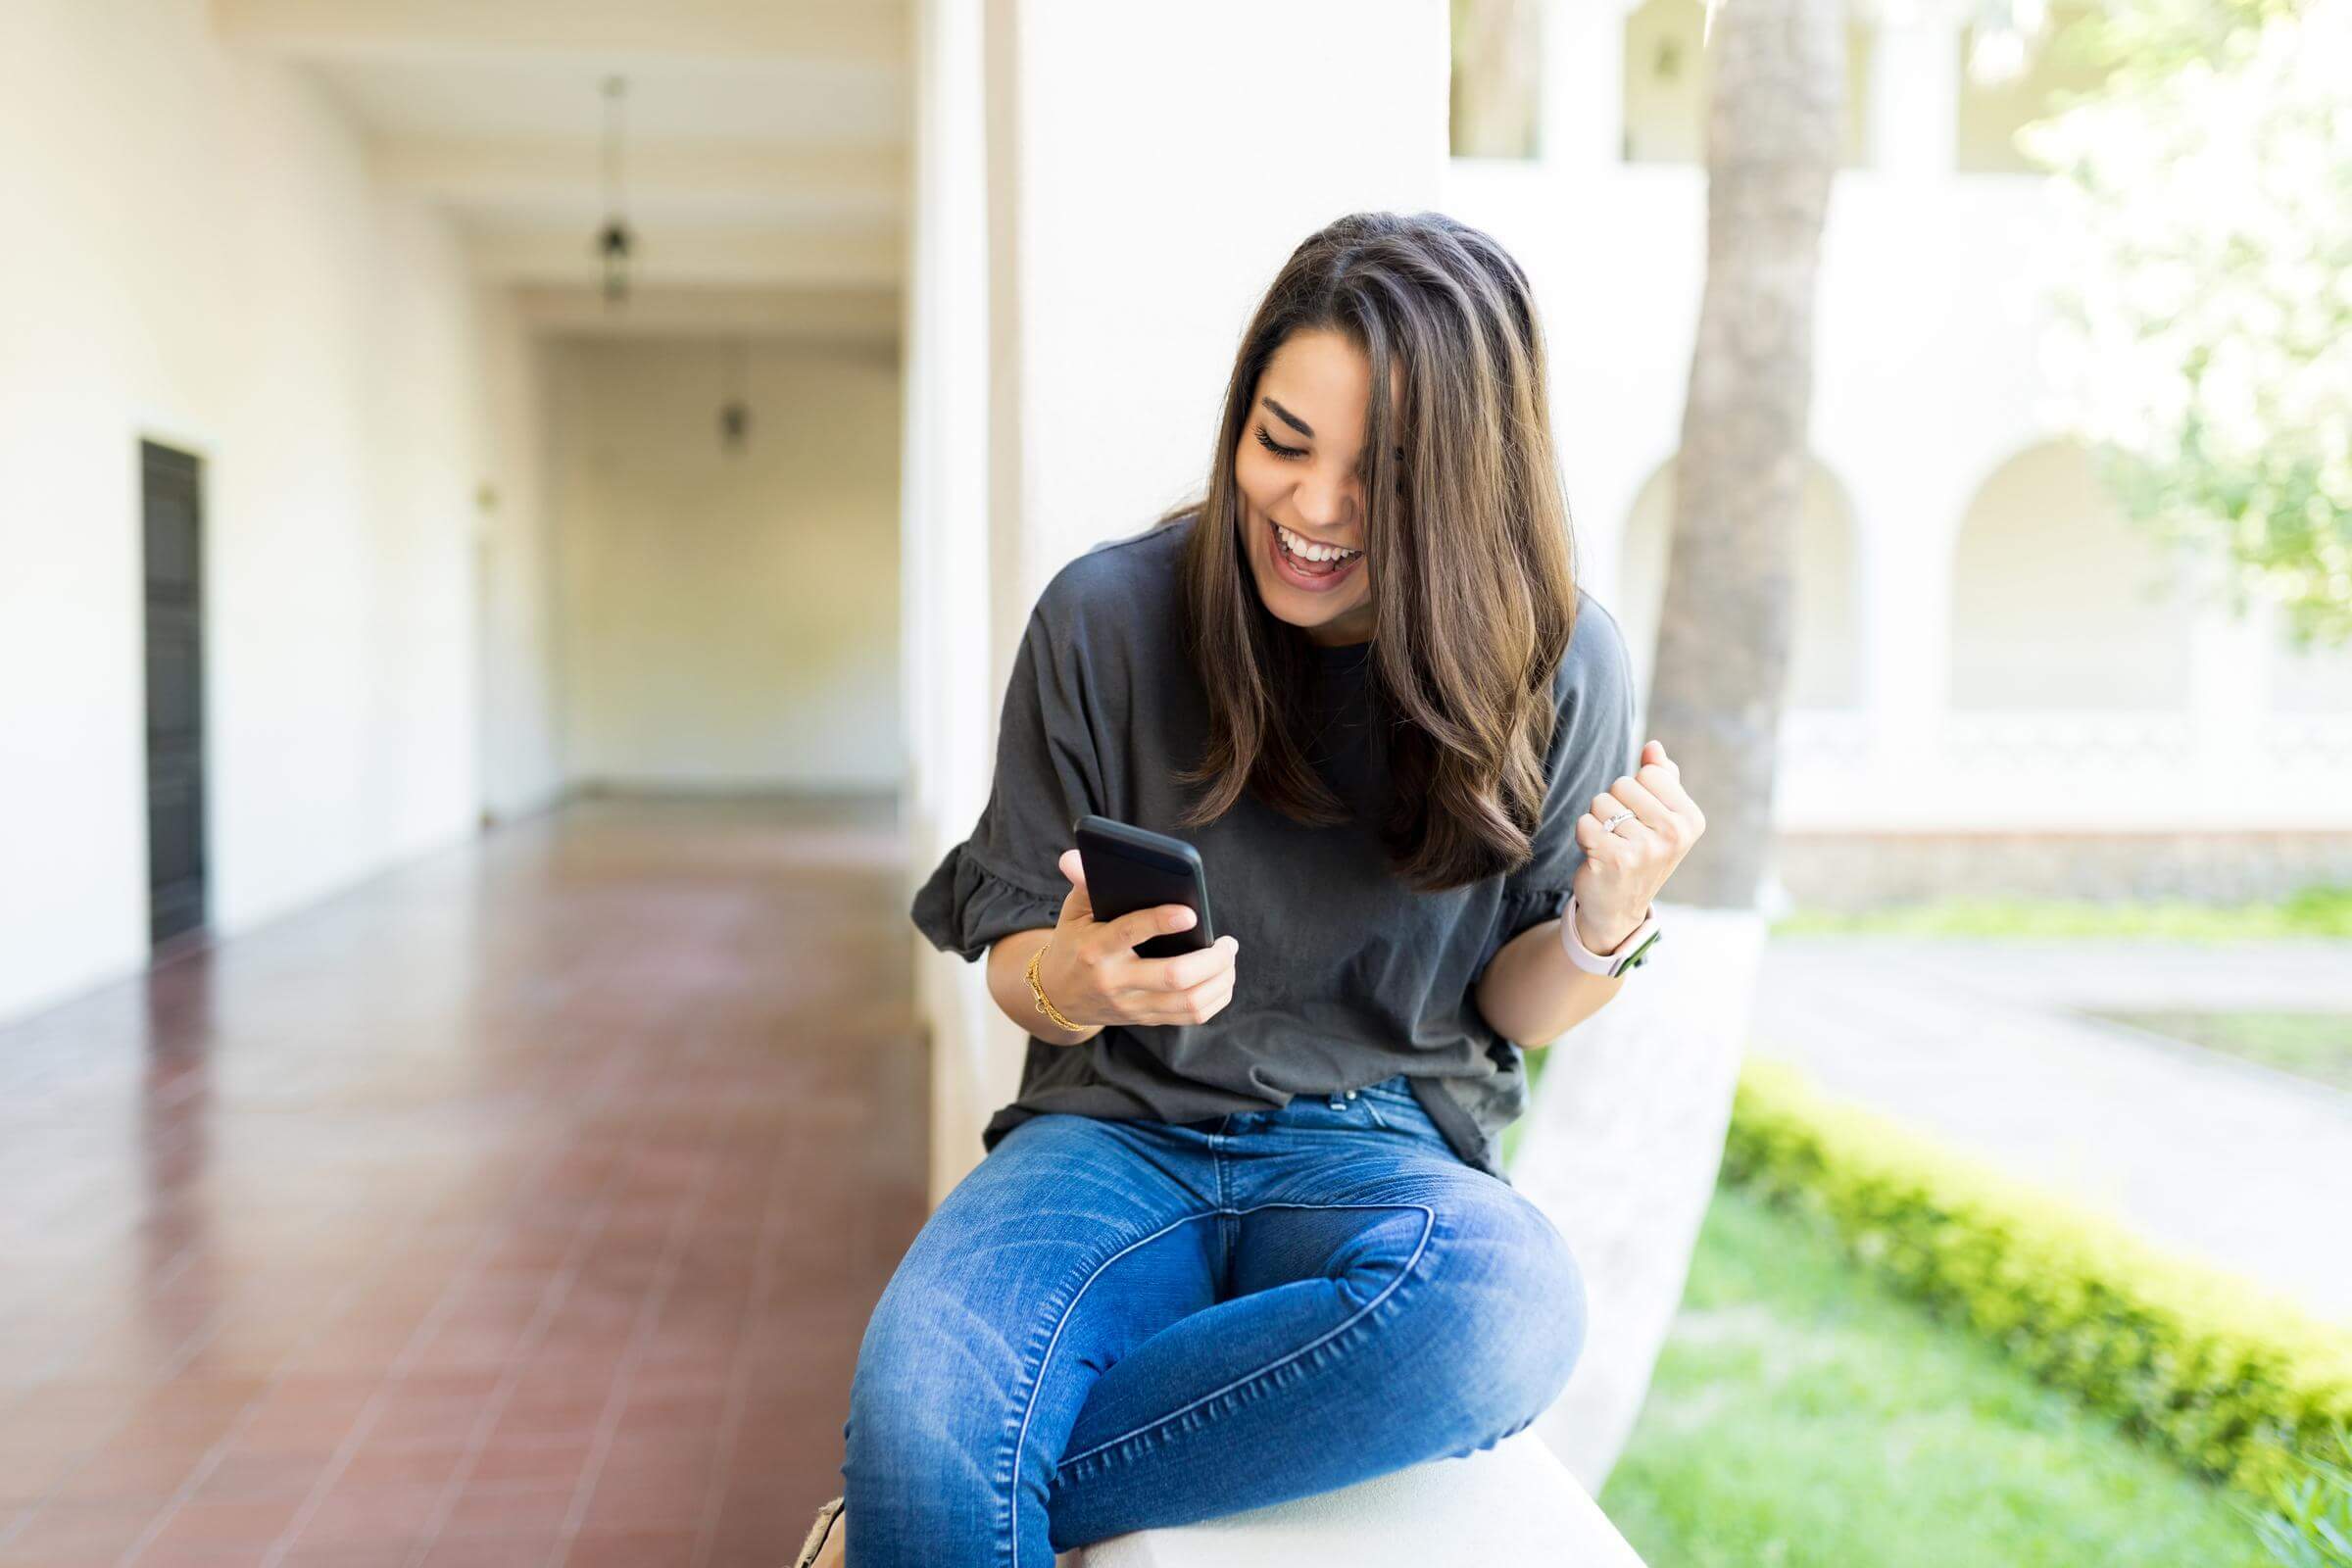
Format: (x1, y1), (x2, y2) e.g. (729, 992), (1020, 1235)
(143, 441), (207, 948)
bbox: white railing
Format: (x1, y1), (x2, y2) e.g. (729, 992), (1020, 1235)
(1772, 708), (2352, 832)
(2260, 714), (2352, 773)
(1937, 711), (2198, 774)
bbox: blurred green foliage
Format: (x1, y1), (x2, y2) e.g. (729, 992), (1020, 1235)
(1769, 884), (2352, 940)
(2242, 1427), (2352, 1567)
(2068, 0), (2310, 82)
(2023, 0), (2352, 647)
(1721, 1059), (2352, 1512)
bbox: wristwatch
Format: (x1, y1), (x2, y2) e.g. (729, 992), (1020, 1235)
(1559, 891), (1663, 977)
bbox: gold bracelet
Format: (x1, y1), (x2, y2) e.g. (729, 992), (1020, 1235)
(1025, 941), (1086, 1034)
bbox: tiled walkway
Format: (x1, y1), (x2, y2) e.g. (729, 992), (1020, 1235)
(0, 797), (926, 1566)
(1751, 934), (2352, 1322)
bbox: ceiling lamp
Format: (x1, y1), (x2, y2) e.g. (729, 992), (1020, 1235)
(597, 75), (634, 306)
(719, 338), (752, 455)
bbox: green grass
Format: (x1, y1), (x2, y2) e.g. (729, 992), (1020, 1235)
(2087, 1008), (2352, 1092)
(1768, 883), (2352, 941)
(1597, 1184), (2272, 1568)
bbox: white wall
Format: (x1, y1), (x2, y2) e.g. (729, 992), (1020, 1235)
(1000, 2), (1451, 625)
(0, 0), (548, 1024)
(902, 0), (1450, 1198)
(474, 291), (567, 824)
(548, 338), (903, 791)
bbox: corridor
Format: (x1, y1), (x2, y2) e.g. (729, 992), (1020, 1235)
(0, 798), (924, 1566)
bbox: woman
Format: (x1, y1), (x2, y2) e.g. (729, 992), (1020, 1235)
(800, 210), (1706, 1568)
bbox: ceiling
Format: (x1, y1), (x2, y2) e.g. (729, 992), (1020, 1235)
(213, 0), (910, 341)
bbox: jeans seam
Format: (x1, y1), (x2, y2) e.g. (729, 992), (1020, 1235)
(1007, 1210), (1222, 1566)
(1049, 1199), (1439, 1474)
(1212, 1123), (1229, 1279)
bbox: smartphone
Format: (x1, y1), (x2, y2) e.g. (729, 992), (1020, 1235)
(1073, 814), (1216, 960)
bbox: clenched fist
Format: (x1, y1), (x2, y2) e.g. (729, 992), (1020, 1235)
(1569, 739), (1706, 953)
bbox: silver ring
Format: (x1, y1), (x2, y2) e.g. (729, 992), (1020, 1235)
(1601, 808), (1636, 835)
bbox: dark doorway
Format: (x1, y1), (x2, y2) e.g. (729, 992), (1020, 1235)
(143, 441), (207, 949)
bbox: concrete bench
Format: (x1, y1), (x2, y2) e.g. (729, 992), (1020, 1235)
(1055, 1429), (1648, 1567)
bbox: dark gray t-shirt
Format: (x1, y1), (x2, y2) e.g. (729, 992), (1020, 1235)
(909, 510), (1639, 1180)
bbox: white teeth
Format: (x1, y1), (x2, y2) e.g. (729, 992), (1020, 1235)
(1276, 521), (1361, 564)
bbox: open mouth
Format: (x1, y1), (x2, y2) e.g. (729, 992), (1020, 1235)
(1267, 516), (1365, 589)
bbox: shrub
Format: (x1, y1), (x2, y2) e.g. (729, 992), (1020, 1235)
(1720, 1057), (2352, 1500)
(2243, 1427), (2352, 1568)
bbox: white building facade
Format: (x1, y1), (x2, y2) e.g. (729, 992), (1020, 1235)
(1443, 0), (2352, 909)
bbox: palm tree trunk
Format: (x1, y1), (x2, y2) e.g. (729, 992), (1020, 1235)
(1655, 0), (1840, 901)
(1525, 0), (1842, 1489)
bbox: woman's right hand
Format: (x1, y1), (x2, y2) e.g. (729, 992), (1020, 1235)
(1036, 847), (1239, 1028)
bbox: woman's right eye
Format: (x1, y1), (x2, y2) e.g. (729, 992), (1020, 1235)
(1255, 424), (1306, 462)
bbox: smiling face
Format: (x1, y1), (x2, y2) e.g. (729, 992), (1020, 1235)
(1233, 327), (1400, 649)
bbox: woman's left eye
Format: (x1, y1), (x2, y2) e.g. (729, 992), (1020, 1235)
(1255, 425), (1306, 461)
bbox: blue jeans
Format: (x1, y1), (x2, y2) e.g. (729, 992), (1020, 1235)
(840, 1073), (1586, 1566)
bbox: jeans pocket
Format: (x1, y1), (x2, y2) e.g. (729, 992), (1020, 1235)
(1356, 1077), (1442, 1141)
(1354, 1074), (1422, 1109)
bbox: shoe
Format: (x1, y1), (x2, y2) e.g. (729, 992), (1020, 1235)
(793, 1495), (845, 1568)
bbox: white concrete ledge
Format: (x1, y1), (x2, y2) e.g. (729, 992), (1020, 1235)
(1056, 1430), (1648, 1567)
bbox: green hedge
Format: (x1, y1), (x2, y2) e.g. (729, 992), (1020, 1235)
(1720, 1057), (2352, 1499)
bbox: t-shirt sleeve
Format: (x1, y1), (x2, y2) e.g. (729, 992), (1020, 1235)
(908, 592), (1107, 962)
(1490, 597), (1641, 955)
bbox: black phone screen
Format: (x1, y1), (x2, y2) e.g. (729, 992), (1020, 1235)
(1072, 813), (1215, 960)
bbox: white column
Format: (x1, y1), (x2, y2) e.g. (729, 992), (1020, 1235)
(1855, 475), (1958, 805)
(999, 0), (1449, 614)
(905, 0), (1005, 1204)
(1543, 0), (1632, 171)
(1871, 1), (1962, 178)
(2188, 580), (2270, 809)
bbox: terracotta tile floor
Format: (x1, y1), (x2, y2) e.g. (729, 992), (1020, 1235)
(0, 797), (927, 1567)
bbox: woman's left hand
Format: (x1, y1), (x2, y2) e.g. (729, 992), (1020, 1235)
(1569, 739), (1706, 955)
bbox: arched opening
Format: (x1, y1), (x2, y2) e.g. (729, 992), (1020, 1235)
(1615, 453), (1863, 711)
(1449, 0), (1544, 160)
(1622, 0), (1875, 167)
(1955, 3), (2113, 173)
(1946, 439), (2191, 709)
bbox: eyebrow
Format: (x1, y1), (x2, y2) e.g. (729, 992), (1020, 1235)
(1260, 396), (1407, 466)
(1260, 397), (1314, 440)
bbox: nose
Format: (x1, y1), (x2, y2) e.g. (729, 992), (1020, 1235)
(1291, 472), (1357, 533)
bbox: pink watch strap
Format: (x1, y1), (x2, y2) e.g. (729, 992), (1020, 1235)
(1560, 892), (1662, 977)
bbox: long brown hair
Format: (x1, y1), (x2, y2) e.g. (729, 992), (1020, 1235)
(1158, 210), (1583, 895)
